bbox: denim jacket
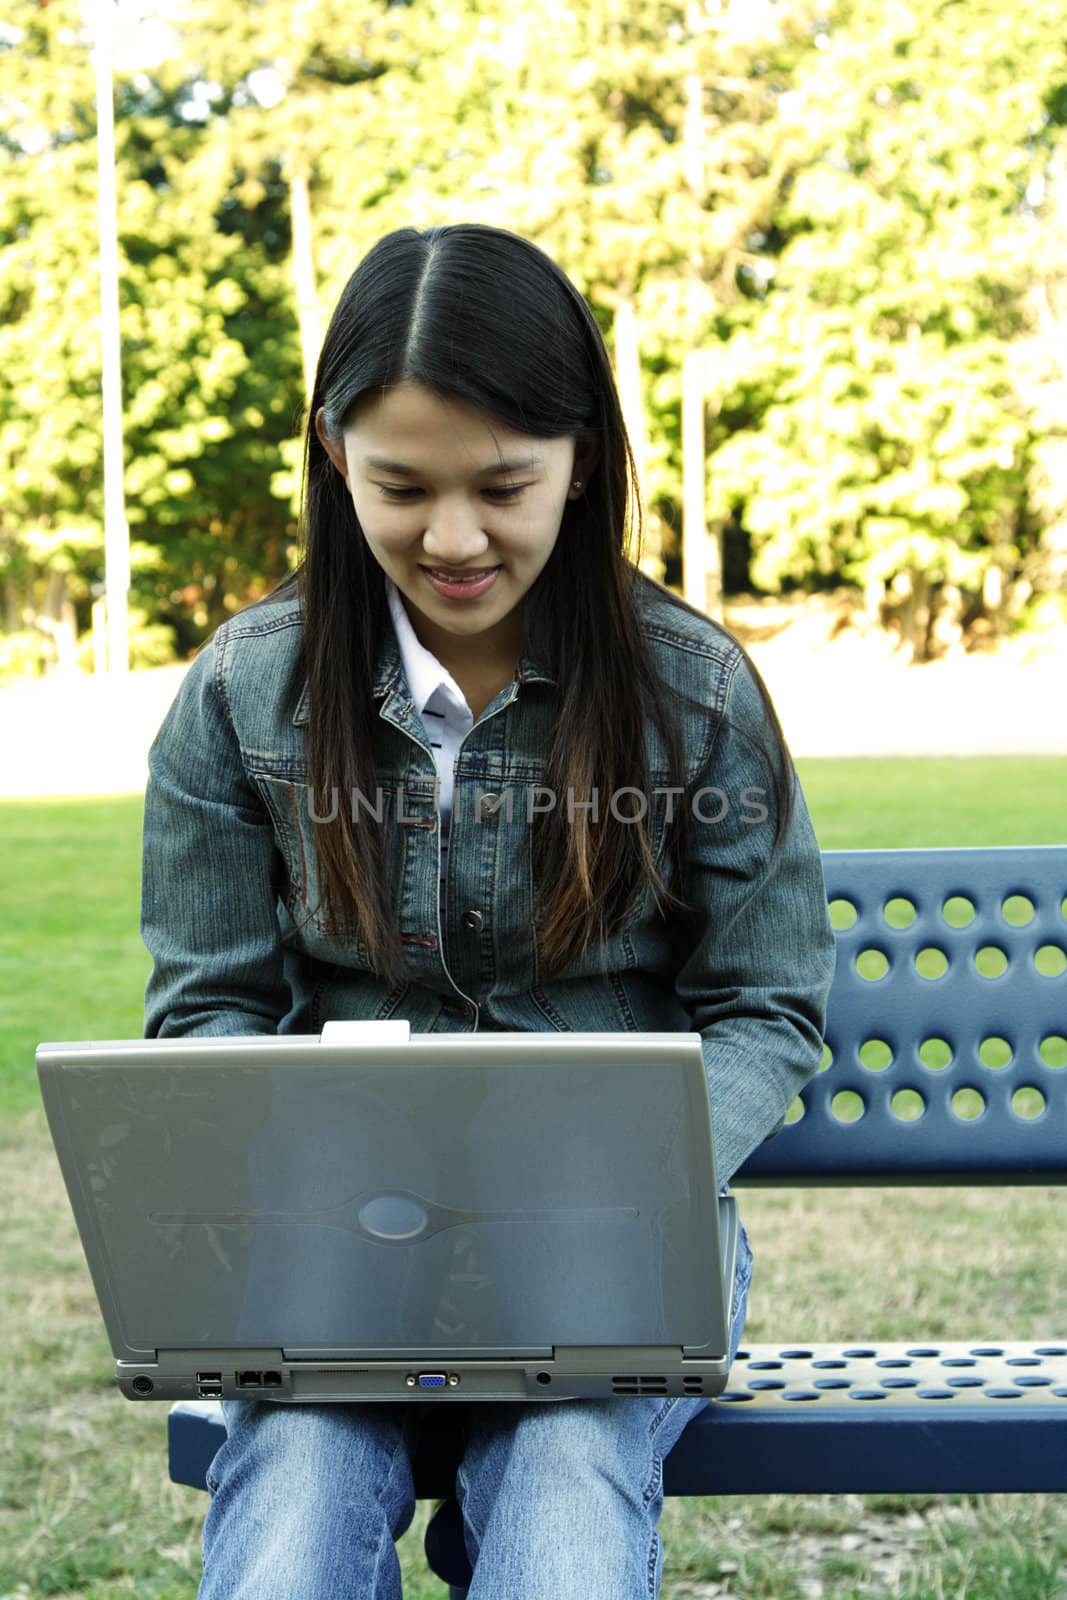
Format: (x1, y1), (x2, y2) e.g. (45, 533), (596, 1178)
(142, 578), (835, 1186)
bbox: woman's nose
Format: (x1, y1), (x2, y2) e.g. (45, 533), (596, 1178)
(421, 502), (491, 564)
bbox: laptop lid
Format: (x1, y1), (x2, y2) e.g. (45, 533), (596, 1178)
(37, 1028), (733, 1399)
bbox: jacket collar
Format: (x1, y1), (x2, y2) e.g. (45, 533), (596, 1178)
(291, 619), (555, 728)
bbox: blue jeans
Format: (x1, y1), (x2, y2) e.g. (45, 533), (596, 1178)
(199, 1222), (752, 1600)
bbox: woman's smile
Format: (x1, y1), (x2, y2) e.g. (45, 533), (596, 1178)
(420, 565), (502, 600)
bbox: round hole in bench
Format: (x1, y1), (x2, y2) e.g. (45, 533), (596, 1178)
(819, 1043), (833, 1072)
(951, 1087), (986, 1121)
(747, 1360), (783, 1370)
(1001, 894), (1035, 926)
(883, 896), (916, 929)
(916, 1388), (957, 1399)
(829, 898), (858, 931)
(876, 1358), (913, 1368)
(1011, 1086), (1046, 1119)
(891, 1088), (926, 1122)
(856, 948), (889, 980)
(969, 1346), (1004, 1356)
(1005, 1357), (1042, 1366)
(1039, 1035), (1067, 1069)
(1035, 1346), (1067, 1356)
(984, 1388), (1025, 1399)
(942, 895), (975, 927)
(783, 1097), (805, 1124)
(1013, 1376), (1053, 1386)
(842, 1348), (878, 1358)
(940, 1358), (977, 1367)
(974, 945), (1008, 978)
(847, 1389), (889, 1401)
(915, 947), (948, 979)
(1035, 943), (1067, 977)
(747, 1379), (786, 1390)
(879, 1377), (919, 1388)
(905, 1347), (941, 1357)
(919, 1037), (953, 1072)
(946, 1376), (985, 1388)
(781, 1391), (821, 1402)
(814, 1378), (852, 1389)
(1052, 1388), (1067, 1398)
(978, 1036), (1013, 1070)
(859, 1038), (893, 1072)
(779, 1348), (814, 1359)
(812, 1359), (848, 1369)
(831, 1090), (865, 1123)
(714, 1392), (754, 1403)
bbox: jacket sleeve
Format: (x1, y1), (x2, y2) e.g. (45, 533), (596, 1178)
(141, 635), (291, 1037)
(673, 648), (836, 1187)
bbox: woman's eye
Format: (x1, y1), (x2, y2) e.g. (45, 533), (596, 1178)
(484, 484), (530, 501)
(375, 482), (531, 502)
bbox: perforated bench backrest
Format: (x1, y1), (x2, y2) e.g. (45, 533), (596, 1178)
(737, 846), (1067, 1185)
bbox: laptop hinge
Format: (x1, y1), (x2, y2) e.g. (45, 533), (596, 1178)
(281, 1346), (554, 1361)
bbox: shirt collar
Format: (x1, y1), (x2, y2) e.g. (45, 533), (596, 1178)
(385, 577), (473, 720)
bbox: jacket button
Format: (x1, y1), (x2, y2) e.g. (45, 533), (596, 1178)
(461, 909), (484, 932)
(478, 793), (502, 818)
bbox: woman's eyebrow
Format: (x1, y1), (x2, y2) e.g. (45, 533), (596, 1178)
(362, 453), (544, 477)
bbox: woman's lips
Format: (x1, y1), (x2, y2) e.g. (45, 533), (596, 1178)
(421, 566), (501, 599)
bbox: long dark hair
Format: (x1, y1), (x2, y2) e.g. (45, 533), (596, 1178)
(293, 223), (792, 982)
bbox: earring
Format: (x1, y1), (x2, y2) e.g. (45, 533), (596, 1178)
(572, 479), (583, 491)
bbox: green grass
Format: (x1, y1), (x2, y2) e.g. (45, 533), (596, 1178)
(2, 762), (1065, 1598)
(0, 796), (147, 1118)
(793, 755), (1067, 849)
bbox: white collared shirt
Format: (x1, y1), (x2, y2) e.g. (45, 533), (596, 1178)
(385, 578), (473, 897)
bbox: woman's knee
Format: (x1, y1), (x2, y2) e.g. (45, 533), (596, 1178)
(207, 1400), (417, 1529)
(459, 1396), (703, 1511)
(199, 1403), (419, 1600)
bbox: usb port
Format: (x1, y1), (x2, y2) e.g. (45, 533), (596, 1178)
(197, 1381), (223, 1397)
(196, 1371), (222, 1384)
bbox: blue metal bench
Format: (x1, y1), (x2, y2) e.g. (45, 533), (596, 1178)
(168, 846), (1067, 1596)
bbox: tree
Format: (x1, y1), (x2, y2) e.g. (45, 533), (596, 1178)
(699, 0), (1067, 656)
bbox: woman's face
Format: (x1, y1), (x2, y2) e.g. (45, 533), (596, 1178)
(316, 381), (582, 663)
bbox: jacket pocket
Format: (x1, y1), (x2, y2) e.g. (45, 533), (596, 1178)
(255, 777), (371, 963)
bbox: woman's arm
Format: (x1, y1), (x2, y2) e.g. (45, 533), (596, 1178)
(141, 637), (291, 1037)
(674, 650), (836, 1187)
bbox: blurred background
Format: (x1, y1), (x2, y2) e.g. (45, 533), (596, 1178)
(2, 0), (1066, 792)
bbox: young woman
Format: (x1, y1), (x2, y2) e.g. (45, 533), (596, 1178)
(142, 222), (835, 1600)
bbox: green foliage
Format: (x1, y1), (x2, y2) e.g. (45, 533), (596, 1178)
(700, 0), (1067, 654)
(3, 0), (1067, 659)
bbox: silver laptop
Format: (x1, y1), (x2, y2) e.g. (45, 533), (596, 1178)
(36, 1024), (738, 1404)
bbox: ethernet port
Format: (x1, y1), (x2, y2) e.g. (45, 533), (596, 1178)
(262, 1370), (283, 1386)
(237, 1370), (263, 1388)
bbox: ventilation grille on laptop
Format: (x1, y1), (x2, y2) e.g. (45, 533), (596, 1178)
(612, 1374), (705, 1395)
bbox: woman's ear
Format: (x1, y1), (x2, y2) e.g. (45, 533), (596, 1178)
(567, 435), (602, 496)
(315, 407), (350, 482)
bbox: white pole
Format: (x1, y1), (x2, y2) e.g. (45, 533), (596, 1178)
(682, 349), (711, 614)
(95, 0), (130, 674)
(290, 168), (322, 404)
